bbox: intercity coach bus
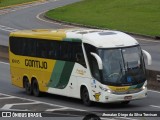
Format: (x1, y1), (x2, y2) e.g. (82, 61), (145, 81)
(9, 29), (152, 106)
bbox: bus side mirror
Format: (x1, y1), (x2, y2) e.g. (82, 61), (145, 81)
(90, 52), (103, 70)
(142, 49), (152, 65)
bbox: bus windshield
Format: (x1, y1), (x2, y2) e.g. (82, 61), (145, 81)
(98, 46), (146, 86)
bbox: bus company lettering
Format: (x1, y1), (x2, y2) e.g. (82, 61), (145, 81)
(115, 87), (127, 92)
(12, 59), (20, 64)
(25, 59), (47, 69)
(76, 69), (86, 75)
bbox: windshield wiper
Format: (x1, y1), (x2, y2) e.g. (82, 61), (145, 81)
(117, 61), (125, 83)
(119, 61), (123, 74)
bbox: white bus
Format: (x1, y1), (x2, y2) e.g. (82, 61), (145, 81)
(9, 29), (152, 106)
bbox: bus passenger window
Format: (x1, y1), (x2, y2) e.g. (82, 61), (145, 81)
(91, 56), (100, 80)
(74, 44), (86, 68)
(48, 43), (56, 59)
(59, 42), (72, 61)
(76, 53), (85, 65)
(37, 40), (49, 58)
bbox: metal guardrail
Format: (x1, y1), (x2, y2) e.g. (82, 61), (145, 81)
(0, 45), (8, 61)
(157, 75), (160, 82)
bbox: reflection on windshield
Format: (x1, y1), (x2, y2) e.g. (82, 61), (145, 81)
(123, 47), (140, 69)
(98, 46), (146, 86)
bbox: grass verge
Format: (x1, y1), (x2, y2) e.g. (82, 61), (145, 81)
(0, 0), (38, 8)
(46, 0), (160, 36)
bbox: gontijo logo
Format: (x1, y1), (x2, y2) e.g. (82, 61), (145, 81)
(25, 59), (47, 69)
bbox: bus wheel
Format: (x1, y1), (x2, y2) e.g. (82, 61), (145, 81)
(83, 114), (100, 120)
(121, 101), (130, 104)
(81, 87), (92, 106)
(24, 78), (32, 95)
(32, 79), (41, 97)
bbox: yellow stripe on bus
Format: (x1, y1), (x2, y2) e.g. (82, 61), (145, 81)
(108, 86), (130, 92)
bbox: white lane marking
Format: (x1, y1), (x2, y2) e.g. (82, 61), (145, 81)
(0, 61), (9, 65)
(0, 28), (16, 32)
(0, 1), (50, 16)
(0, 0), (62, 16)
(1, 101), (41, 110)
(135, 38), (160, 43)
(0, 96), (15, 99)
(1, 62), (160, 95)
(45, 107), (68, 112)
(0, 25), (18, 32)
(148, 90), (160, 94)
(0, 108), (28, 111)
(150, 105), (160, 109)
(36, 10), (74, 28)
(0, 92), (86, 111)
(0, 61), (160, 115)
(0, 93), (10, 96)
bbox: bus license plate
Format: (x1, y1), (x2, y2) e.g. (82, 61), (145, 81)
(124, 96), (132, 100)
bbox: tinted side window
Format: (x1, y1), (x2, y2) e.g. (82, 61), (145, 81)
(72, 43), (86, 68)
(23, 38), (36, 57)
(84, 44), (100, 80)
(10, 37), (36, 56)
(59, 42), (72, 61)
(37, 40), (49, 58)
(10, 37), (86, 68)
(48, 41), (59, 59)
(56, 41), (86, 68)
(10, 37), (24, 55)
(73, 43), (86, 67)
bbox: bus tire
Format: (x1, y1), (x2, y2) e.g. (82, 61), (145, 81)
(32, 79), (41, 97)
(121, 101), (130, 104)
(24, 78), (32, 95)
(81, 87), (92, 106)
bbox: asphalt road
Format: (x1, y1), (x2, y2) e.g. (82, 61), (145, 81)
(0, 0), (77, 45)
(0, 0), (160, 120)
(0, 61), (160, 120)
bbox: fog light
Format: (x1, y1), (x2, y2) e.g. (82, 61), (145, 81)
(105, 96), (109, 100)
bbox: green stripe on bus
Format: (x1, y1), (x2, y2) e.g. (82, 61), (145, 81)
(56, 61), (75, 89)
(48, 61), (65, 88)
(128, 82), (144, 90)
(48, 61), (75, 89)
(135, 82), (144, 88)
(63, 38), (82, 42)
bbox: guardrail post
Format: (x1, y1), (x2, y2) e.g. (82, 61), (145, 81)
(157, 75), (160, 82)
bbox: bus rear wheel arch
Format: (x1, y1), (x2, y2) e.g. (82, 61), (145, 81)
(81, 86), (92, 106)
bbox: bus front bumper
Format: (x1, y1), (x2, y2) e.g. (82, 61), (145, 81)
(100, 88), (147, 103)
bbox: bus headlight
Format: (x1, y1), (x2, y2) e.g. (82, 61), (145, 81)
(99, 85), (111, 93)
(107, 90), (111, 93)
(142, 86), (146, 90)
(142, 84), (147, 90)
